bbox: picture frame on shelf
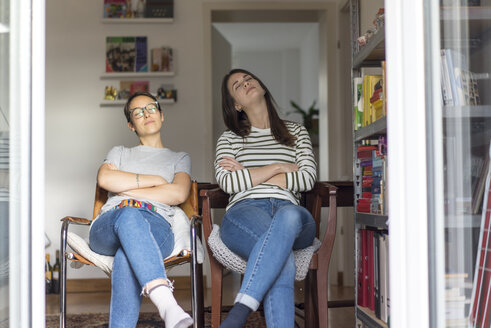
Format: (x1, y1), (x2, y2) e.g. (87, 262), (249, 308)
(105, 36), (148, 73)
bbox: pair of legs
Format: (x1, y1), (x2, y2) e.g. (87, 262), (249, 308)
(89, 206), (192, 328)
(220, 198), (316, 327)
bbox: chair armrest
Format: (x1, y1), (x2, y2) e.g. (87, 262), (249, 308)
(199, 187), (230, 262)
(60, 216), (92, 225)
(316, 183), (338, 270)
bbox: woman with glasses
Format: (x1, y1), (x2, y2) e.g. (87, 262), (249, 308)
(215, 69), (317, 327)
(89, 91), (193, 328)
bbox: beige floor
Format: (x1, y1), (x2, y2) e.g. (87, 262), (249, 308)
(46, 272), (355, 327)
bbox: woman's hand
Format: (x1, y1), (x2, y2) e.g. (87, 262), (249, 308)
(277, 163), (299, 173)
(218, 156), (245, 172)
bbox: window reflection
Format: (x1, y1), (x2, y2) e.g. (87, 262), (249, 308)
(440, 2), (491, 326)
(0, 0), (8, 325)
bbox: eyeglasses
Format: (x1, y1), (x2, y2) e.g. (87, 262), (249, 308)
(129, 102), (159, 119)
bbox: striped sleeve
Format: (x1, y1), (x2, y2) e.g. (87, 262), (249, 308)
(285, 124), (317, 192)
(215, 132), (254, 194)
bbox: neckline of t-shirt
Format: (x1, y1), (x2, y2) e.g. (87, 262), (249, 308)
(135, 145), (169, 152)
(251, 126), (271, 133)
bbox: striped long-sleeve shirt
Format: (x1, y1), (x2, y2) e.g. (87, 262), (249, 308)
(215, 121), (317, 210)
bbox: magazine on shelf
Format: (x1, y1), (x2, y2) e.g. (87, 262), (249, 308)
(104, 0), (128, 18)
(106, 36), (148, 73)
(151, 47), (173, 72)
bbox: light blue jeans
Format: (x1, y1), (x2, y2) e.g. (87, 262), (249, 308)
(89, 206), (174, 328)
(220, 198), (316, 328)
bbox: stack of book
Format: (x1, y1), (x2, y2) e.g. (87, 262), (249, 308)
(355, 136), (388, 215)
(357, 229), (390, 323)
(353, 63), (387, 130)
(440, 48), (483, 107)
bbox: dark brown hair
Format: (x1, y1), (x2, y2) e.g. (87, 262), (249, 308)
(221, 68), (295, 147)
(123, 91), (161, 123)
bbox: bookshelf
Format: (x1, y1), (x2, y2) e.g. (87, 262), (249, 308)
(100, 1), (176, 108)
(351, 1), (389, 327)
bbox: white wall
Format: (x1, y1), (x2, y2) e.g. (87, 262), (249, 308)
(233, 49), (301, 120)
(299, 24), (320, 115)
(45, 0), (209, 279)
(45, 0), (342, 280)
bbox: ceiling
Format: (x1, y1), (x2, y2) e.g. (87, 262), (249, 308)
(212, 22), (318, 51)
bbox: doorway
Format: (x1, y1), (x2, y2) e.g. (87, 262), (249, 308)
(202, 3), (352, 288)
(203, 3), (338, 182)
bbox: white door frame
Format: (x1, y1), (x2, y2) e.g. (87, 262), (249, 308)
(202, 2), (339, 182)
(10, 0), (46, 326)
(385, 0), (444, 326)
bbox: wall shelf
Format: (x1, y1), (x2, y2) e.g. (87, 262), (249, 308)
(101, 18), (173, 24)
(101, 72), (175, 79)
(443, 105), (491, 118)
(355, 213), (389, 229)
(100, 98), (175, 107)
(353, 29), (385, 69)
(354, 116), (387, 142)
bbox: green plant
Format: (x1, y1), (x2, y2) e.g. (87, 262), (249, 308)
(288, 100), (319, 134)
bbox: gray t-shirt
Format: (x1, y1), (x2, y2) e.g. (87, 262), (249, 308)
(94, 145), (191, 225)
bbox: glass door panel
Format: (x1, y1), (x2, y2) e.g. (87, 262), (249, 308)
(440, 2), (491, 326)
(0, 0), (9, 325)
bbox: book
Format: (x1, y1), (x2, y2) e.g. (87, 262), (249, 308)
(440, 49), (454, 106)
(374, 231), (381, 318)
(443, 49), (468, 106)
(104, 0), (128, 18)
(379, 232), (388, 322)
(145, 0), (174, 18)
(151, 47), (173, 72)
(353, 77), (363, 130)
(368, 230), (375, 312)
(357, 230), (364, 306)
(106, 36), (148, 73)
(472, 157), (490, 214)
(119, 80), (150, 98)
(129, 81), (149, 94)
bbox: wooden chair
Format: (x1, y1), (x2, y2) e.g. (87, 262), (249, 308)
(199, 181), (354, 328)
(59, 181), (204, 328)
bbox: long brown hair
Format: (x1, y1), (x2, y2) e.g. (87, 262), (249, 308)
(221, 68), (295, 147)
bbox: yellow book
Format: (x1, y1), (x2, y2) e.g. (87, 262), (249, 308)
(364, 75), (383, 126)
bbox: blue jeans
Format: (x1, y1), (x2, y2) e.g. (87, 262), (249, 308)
(89, 206), (174, 328)
(220, 198), (316, 328)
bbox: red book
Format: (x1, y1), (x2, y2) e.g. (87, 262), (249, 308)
(368, 230), (375, 311)
(357, 230), (364, 306)
(357, 145), (378, 151)
(361, 230), (369, 307)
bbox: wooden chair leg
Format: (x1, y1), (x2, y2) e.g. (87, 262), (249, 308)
(304, 270), (319, 328)
(317, 267), (329, 328)
(211, 260), (223, 328)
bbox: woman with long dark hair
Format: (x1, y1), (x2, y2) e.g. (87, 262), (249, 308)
(215, 69), (317, 327)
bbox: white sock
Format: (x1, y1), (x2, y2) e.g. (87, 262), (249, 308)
(148, 285), (194, 328)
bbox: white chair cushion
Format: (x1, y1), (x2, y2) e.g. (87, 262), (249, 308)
(66, 207), (204, 275)
(207, 224), (321, 281)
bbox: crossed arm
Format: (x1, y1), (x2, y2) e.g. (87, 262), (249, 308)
(97, 163), (191, 205)
(217, 156), (298, 189)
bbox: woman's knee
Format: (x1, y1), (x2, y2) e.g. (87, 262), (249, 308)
(114, 207), (144, 231)
(275, 206), (309, 231)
